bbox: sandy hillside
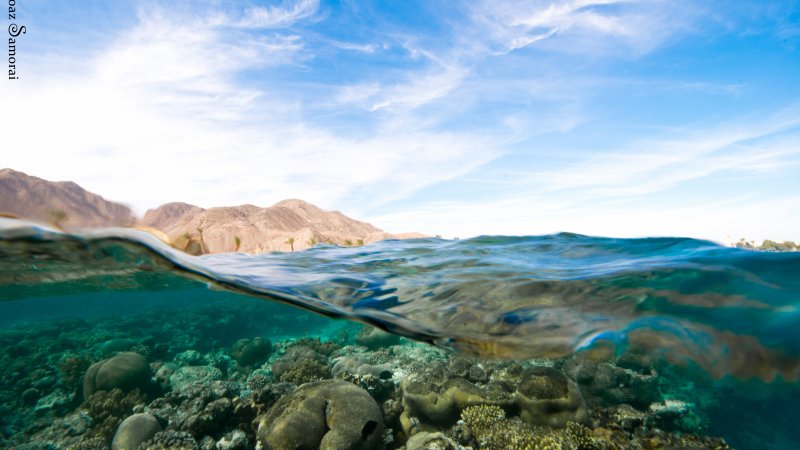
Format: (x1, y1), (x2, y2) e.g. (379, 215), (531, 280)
(141, 199), (427, 254)
(0, 168), (136, 227)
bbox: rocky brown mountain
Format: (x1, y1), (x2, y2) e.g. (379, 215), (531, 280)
(0, 168), (136, 227)
(139, 199), (426, 254)
(1, 168), (426, 254)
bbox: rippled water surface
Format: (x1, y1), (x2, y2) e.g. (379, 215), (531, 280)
(2, 218), (800, 450)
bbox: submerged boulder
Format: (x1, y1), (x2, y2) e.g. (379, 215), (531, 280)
(560, 355), (659, 409)
(356, 326), (401, 350)
(83, 352), (152, 400)
(255, 379), (383, 450)
(401, 376), (514, 430)
(514, 367), (588, 427)
(168, 366), (223, 392)
(271, 345), (328, 383)
(111, 413), (162, 450)
(404, 431), (457, 450)
(231, 337), (272, 368)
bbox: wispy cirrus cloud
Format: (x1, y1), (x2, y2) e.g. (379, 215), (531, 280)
(530, 108), (800, 198)
(232, 0), (322, 28)
(337, 64), (468, 112)
(369, 106), (800, 242)
(0, 0), (504, 216)
(470, 0), (705, 55)
(4, 0), (798, 241)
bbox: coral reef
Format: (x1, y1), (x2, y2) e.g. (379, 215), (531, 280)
(0, 300), (734, 450)
(404, 431), (457, 450)
(515, 367), (588, 427)
(82, 352), (153, 400)
(559, 355), (659, 410)
(255, 379), (384, 450)
(271, 344), (333, 385)
(73, 388), (148, 447)
(231, 336), (272, 368)
(168, 365), (223, 392)
(278, 358), (331, 385)
(356, 325), (402, 350)
(111, 412), (162, 450)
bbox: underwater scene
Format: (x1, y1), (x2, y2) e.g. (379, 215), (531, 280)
(2, 218), (800, 450)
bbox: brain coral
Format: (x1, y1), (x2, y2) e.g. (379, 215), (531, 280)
(83, 352), (152, 401)
(255, 379), (383, 450)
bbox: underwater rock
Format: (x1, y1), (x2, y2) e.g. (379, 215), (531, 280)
(141, 430), (198, 450)
(356, 326), (401, 350)
(403, 431), (457, 450)
(271, 345), (325, 378)
(111, 413), (162, 450)
(78, 388), (149, 447)
(33, 389), (75, 416)
(468, 364), (488, 383)
(332, 356), (396, 400)
(290, 337), (342, 357)
(332, 356), (394, 380)
(231, 336), (272, 368)
(59, 355), (93, 393)
(155, 363), (178, 388)
(247, 371), (270, 390)
(180, 397), (232, 438)
(145, 379), (239, 443)
(514, 367), (588, 427)
(168, 366), (223, 392)
(560, 355), (659, 410)
(401, 375), (515, 431)
(255, 379), (384, 450)
(278, 359), (332, 385)
(21, 387), (40, 405)
(100, 338), (138, 356)
(607, 403), (647, 431)
(216, 429), (248, 450)
(61, 410), (94, 436)
(271, 345), (331, 384)
(459, 404), (602, 450)
(647, 399), (695, 431)
(83, 352), (152, 400)
(399, 361), (589, 434)
(174, 349), (208, 366)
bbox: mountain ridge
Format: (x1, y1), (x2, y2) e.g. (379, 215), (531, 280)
(0, 168), (426, 254)
(0, 168), (136, 227)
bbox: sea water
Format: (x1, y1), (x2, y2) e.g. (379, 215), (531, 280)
(1, 218), (799, 449)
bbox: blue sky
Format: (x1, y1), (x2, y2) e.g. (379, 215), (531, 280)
(2, 0), (800, 242)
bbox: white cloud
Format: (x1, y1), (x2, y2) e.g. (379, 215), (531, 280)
(368, 111), (800, 241)
(233, 0), (321, 29)
(4, 0), (796, 244)
(530, 109), (800, 198)
(333, 0), (704, 117)
(470, 0), (703, 55)
(0, 2), (502, 217)
(329, 41), (380, 53)
(349, 65), (469, 112)
(369, 193), (800, 244)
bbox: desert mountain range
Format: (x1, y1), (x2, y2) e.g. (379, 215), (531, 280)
(0, 169), (425, 254)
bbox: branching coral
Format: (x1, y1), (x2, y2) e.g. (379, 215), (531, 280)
(460, 405), (605, 450)
(71, 388), (147, 447)
(278, 359), (331, 385)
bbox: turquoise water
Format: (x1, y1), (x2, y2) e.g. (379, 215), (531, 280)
(2, 218), (799, 449)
